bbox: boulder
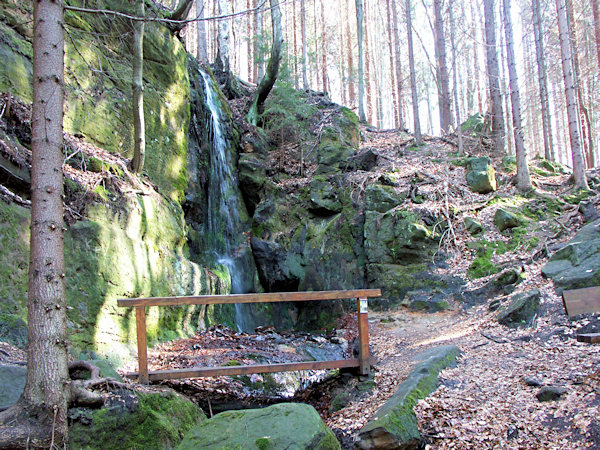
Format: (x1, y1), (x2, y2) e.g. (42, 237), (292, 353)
(464, 217), (484, 236)
(0, 364), (26, 410)
(542, 219), (600, 291)
(496, 289), (540, 328)
(238, 154), (267, 214)
(494, 208), (525, 232)
(536, 386), (567, 402)
(250, 238), (300, 292)
(466, 157), (496, 194)
(350, 148), (379, 171)
(177, 403), (340, 450)
(461, 113), (485, 134)
(365, 184), (404, 213)
(69, 389), (202, 450)
(357, 346), (461, 449)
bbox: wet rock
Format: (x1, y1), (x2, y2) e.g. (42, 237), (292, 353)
(178, 403), (340, 450)
(496, 290), (541, 328)
(536, 386), (567, 402)
(542, 219), (600, 291)
(466, 156), (496, 194)
(250, 238), (300, 292)
(238, 154), (266, 214)
(0, 364), (26, 410)
(357, 345), (461, 450)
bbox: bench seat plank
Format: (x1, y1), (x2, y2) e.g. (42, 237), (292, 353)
(577, 333), (600, 344)
(562, 287), (600, 317)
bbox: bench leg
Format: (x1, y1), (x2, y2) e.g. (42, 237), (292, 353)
(136, 306), (149, 384)
(357, 298), (370, 375)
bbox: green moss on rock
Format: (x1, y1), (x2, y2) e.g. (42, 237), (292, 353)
(69, 390), (202, 450)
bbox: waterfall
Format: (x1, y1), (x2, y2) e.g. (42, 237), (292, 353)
(199, 69), (254, 332)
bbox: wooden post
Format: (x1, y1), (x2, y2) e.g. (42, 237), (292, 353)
(357, 297), (370, 375)
(136, 306), (149, 384)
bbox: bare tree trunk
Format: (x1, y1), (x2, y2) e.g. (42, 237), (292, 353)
(556, 0), (589, 189)
(301, 0), (309, 89)
(502, 0), (531, 191)
(498, 3), (512, 155)
(247, 0), (252, 80)
(356, 0), (366, 121)
(391, 0), (405, 129)
(131, 0), (146, 173)
(346, 0), (355, 106)
(166, 0), (194, 33)
(449, 0), (463, 155)
(292, 0), (298, 88)
(216, 0), (231, 72)
(0, 0), (69, 447)
(483, 0), (505, 155)
(593, 0), (600, 73)
(532, 0), (554, 161)
(197, 0), (209, 62)
(364, 2), (373, 123)
(247, 0), (283, 125)
(385, 0), (398, 128)
(433, 0), (451, 134)
(406, 0), (422, 145)
(320, 0), (328, 93)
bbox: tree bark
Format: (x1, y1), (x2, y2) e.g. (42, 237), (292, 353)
(391, 0), (405, 129)
(197, 0), (208, 62)
(346, 0), (355, 107)
(246, 0), (283, 125)
(483, 0), (505, 155)
(356, 0), (366, 121)
(385, 0), (398, 128)
(167, 0), (194, 32)
(131, 0), (146, 174)
(216, 0), (231, 73)
(502, 0), (531, 191)
(449, 0), (463, 155)
(320, 0), (328, 93)
(531, 0), (554, 161)
(433, 0), (452, 134)
(300, 0), (308, 89)
(556, 0), (589, 188)
(0, 0), (69, 447)
(593, 0), (600, 74)
(364, 1), (373, 123)
(406, 0), (422, 145)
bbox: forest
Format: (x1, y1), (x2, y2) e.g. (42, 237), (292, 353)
(0, 0), (599, 448)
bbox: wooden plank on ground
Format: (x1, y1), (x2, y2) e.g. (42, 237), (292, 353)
(562, 287), (600, 316)
(118, 289), (382, 308)
(577, 333), (600, 344)
(124, 359), (363, 381)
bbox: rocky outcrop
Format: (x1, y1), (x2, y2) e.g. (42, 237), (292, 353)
(177, 403), (340, 450)
(494, 208), (526, 232)
(496, 290), (541, 327)
(357, 345), (461, 449)
(542, 219), (600, 291)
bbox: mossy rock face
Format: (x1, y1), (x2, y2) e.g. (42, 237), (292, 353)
(365, 184), (404, 213)
(494, 208), (526, 232)
(0, 0), (190, 201)
(496, 290), (540, 328)
(309, 178), (343, 215)
(178, 403), (340, 450)
(364, 209), (437, 265)
(0, 364), (26, 410)
(461, 113), (485, 134)
(542, 218), (600, 291)
(357, 345), (461, 449)
(69, 390), (203, 450)
(238, 153), (267, 214)
(466, 157), (496, 194)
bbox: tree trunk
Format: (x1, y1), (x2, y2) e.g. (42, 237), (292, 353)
(292, 0), (298, 88)
(346, 0), (355, 107)
(556, 0), (589, 188)
(197, 0), (208, 62)
(531, 0), (554, 161)
(320, 0), (328, 93)
(166, 0), (194, 33)
(433, 0), (451, 134)
(593, 0), (600, 73)
(391, 0), (405, 129)
(406, 0), (422, 145)
(385, 0), (398, 128)
(498, 3), (512, 155)
(246, 0), (283, 125)
(247, 0), (252, 80)
(483, 0), (505, 155)
(502, 0), (531, 191)
(364, 1), (373, 123)
(216, 0), (231, 73)
(300, 0), (309, 89)
(356, 0), (366, 121)
(131, 0), (146, 174)
(0, 0), (69, 447)
(449, 0), (463, 155)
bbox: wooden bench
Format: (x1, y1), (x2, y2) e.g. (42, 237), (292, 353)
(562, 286), (600, 343)
(117, 289), (381, 384)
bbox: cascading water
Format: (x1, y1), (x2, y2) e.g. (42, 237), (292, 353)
(199, 69), (255, 332)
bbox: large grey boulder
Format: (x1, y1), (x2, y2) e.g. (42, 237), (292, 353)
(542, 219), (600, 291)
(357, 345), (461, 449)
(494, 208), (526, 232)
(466, 157), (496, 194)
(496, 289), (541, 328)
(178, 403), (340, 450)
(0, 364), (26, 410)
